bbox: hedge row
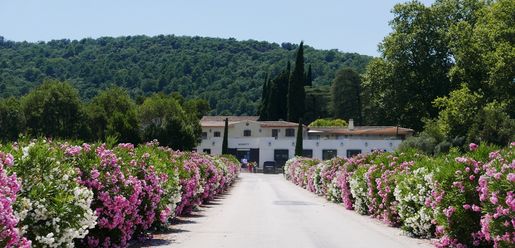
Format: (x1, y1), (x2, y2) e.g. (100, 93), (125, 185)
(0, 139), (239, 248)
(285, 143), (514, 248)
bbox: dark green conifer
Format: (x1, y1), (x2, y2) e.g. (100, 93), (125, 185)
(287, 42), (306, 122)
(294, 120), (303, 156)
(306, 64), (313, 86)
(222, 118), (229, 154)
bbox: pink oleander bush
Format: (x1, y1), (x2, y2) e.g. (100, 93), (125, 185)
(174, 151), (202, 216)
(479, 146), (514, 248)
(0, 139), (239, 248)
(72, 143), (168, 247)
(174, 153), (240, 216)
(0, 152), (30, 248)
(3, 141), (96, 248)
(284, 142), (514, 248)
(284, 156), (320, 190)
(314, 159), (341, 201)
(336, 154), (366, 210)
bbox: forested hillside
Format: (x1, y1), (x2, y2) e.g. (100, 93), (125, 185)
(0, 35), (371, 115)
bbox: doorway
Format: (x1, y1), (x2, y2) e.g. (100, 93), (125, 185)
(236, 149), (250, 168)
(274, 149), (289, 167)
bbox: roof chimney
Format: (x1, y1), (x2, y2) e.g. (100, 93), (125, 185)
(348, 119), (354, 130)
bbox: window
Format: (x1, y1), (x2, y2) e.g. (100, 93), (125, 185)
(302, 149), (313, 158)
(285, 128), (295, 137)
(201, 132), (208, 139)
(346, 149), (362, 158)
(203, 149), (211, 154)
(272, 129), (279, 138)
(274, 149), (289, 167)
(214, 131), (221, 137)
(243, 130), (251, 137)
(322, 149), (337, 160)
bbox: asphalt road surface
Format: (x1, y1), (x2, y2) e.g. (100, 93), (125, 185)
(142, 173), (433, 248)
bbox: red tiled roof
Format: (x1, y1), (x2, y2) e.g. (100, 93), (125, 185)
(259, 121), (299, 128)
(200, 116), (299, 128)
(201, 121), (237, 127)
(201, 116), (259, 122)
(308, 126), (414, 136)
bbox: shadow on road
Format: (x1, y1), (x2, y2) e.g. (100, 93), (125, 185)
(170, 218), (196, 225)
(132, 178), (238, 247)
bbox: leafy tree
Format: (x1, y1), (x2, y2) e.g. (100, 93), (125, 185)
(295, 121), (303, 156)
(21, 80), (84, 138)
(183, 98), (210, 119)
(86, 87), (140, 144)
(362, 1), (454, 130)
(288, 42), (306, 122)
(467, 101), (515, 146)
(397, 119), (445, 155)
(332, 68), (362, 124)
(0, 97), (26, 141)
(446, 0), (514, 116)
(308, 118), (347, 127)
(222, 118), (229, 155)
(433, 84), (482, 141)
(138, 93), (200, 150)
(304, 86), (331, 124)
(0, 35), (371, 116)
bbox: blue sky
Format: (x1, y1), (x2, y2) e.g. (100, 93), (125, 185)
(0, 0), (434, 56)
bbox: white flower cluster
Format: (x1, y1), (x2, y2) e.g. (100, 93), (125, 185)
(394, 167), (435, 238)
(349, 173), (369, 215)
(327, 175), (342, 203)
(14, 144), (97, 247)
(21, 143), (34, 160)
(28, 186), (96, 247)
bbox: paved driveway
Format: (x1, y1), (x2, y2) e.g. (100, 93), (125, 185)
(142, 173), (433, 248)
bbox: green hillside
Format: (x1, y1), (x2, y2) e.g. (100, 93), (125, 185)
(0, 35), (371, 115)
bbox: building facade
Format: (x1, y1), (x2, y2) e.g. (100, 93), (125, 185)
(195, 116), (414, 169)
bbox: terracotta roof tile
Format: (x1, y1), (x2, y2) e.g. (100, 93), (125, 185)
(201, 116), (259, 122)
(259, 121), (299, 127)
(308, 126), (414, 136)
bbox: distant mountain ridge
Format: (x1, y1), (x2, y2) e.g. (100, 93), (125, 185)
(0, 34), (372, 115)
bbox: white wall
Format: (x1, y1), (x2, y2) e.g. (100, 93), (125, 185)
(196, 135), (403, 168)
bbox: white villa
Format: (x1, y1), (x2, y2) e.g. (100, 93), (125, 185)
(195, 116), (414, 169)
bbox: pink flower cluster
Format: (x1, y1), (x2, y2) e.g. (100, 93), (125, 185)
(475, 147), (514, 247)
(74, 144), (165, 247)
(285, 143), (514, 248)
(175, 153), (239, 216)
(0, 152), (31, 248)
(0, 141), (240, 248)
(73, 144), (240, 247)
(284, 157), (321, 189)
(431, 144), (514, 248)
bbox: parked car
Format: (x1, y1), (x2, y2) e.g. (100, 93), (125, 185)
(263, 161), (276, 174)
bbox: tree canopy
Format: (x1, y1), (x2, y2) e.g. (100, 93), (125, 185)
(0, 81), (203, 150)
(0, 35), (371, 116)
(308, 118), (348, 128)
(387, 0), (515, 152)
(331, 68), (362, 124)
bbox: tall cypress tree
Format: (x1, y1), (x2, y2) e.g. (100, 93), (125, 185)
(294, 120), (303, 156)
(264, 62), (290, 121)
(306, 64), (313, 86)
(258, 75), (270, 120)
(287, 42), (306, 122)
(222, 117), (229, 154)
